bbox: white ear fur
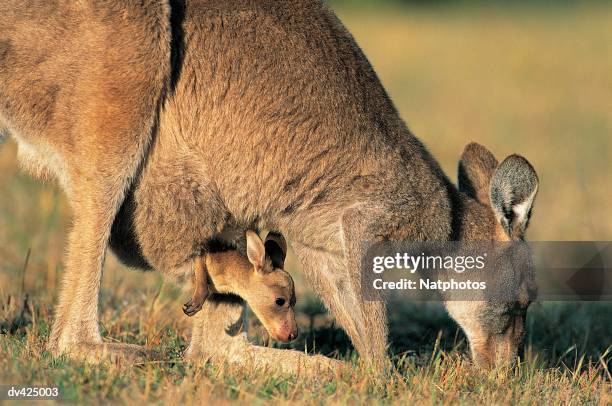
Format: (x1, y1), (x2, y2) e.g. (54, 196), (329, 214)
(512, 187), (538, 226)
(246, 230), (266, 270)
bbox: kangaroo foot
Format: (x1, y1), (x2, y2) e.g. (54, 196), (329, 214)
(52, 342), (158, 364)
(183, 297), (205, 317)
(183, 254), (209, 317)
(186, 332), (344, 378)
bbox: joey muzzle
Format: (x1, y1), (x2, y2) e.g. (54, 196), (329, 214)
(271, 318), (299, 343)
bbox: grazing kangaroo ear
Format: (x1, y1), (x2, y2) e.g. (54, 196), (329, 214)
(265, 232), (287, 269)
(490, 155), (539, 238)
(246, 230), (266, 271)
(458, 142), (499, 205)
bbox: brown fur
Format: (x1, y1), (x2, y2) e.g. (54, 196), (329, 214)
(1, 0), (538, 371)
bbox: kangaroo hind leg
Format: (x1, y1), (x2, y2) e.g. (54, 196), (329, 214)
(46, 1), (174, 361)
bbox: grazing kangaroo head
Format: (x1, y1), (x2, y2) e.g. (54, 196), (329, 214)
(447, 142), (539, 368)
(244, 231), (298, 343)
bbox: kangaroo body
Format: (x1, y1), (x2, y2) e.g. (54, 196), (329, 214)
(0, 0), (538, 370)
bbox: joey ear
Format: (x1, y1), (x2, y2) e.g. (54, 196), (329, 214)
(265, 232), (287, 269)
(458, 143), (499, 205)
(490, 155), (539, 238)
(246, 230), (266, 270)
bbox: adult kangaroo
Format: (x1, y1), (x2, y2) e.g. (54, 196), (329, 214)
(0, 0), (538, 371)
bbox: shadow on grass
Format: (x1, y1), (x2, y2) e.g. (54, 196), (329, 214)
(282, 298), (463, 358)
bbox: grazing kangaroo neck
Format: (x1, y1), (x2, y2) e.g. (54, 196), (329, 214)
(205, 252), (253, 297)
(383, 177), (497, 243)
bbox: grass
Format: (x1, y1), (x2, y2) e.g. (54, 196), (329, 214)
(1, 292), (610, 403)
(1, 2), (611, 404)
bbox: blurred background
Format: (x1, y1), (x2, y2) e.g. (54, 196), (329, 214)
(1, 0), (610, 365)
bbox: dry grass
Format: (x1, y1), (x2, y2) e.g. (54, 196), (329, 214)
(0, 3), (611, 404)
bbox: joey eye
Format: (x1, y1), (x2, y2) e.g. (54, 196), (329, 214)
(275, 298), (286, 307)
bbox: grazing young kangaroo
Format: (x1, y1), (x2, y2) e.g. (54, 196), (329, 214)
(183, 231), (298, 343)
(0, 0), (538, 371)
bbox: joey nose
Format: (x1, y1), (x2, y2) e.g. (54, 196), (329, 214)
(274, 320), (298, 342)
(279, 326), (298, 342)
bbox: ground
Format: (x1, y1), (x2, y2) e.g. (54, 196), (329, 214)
(0, 2), (610, 404)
